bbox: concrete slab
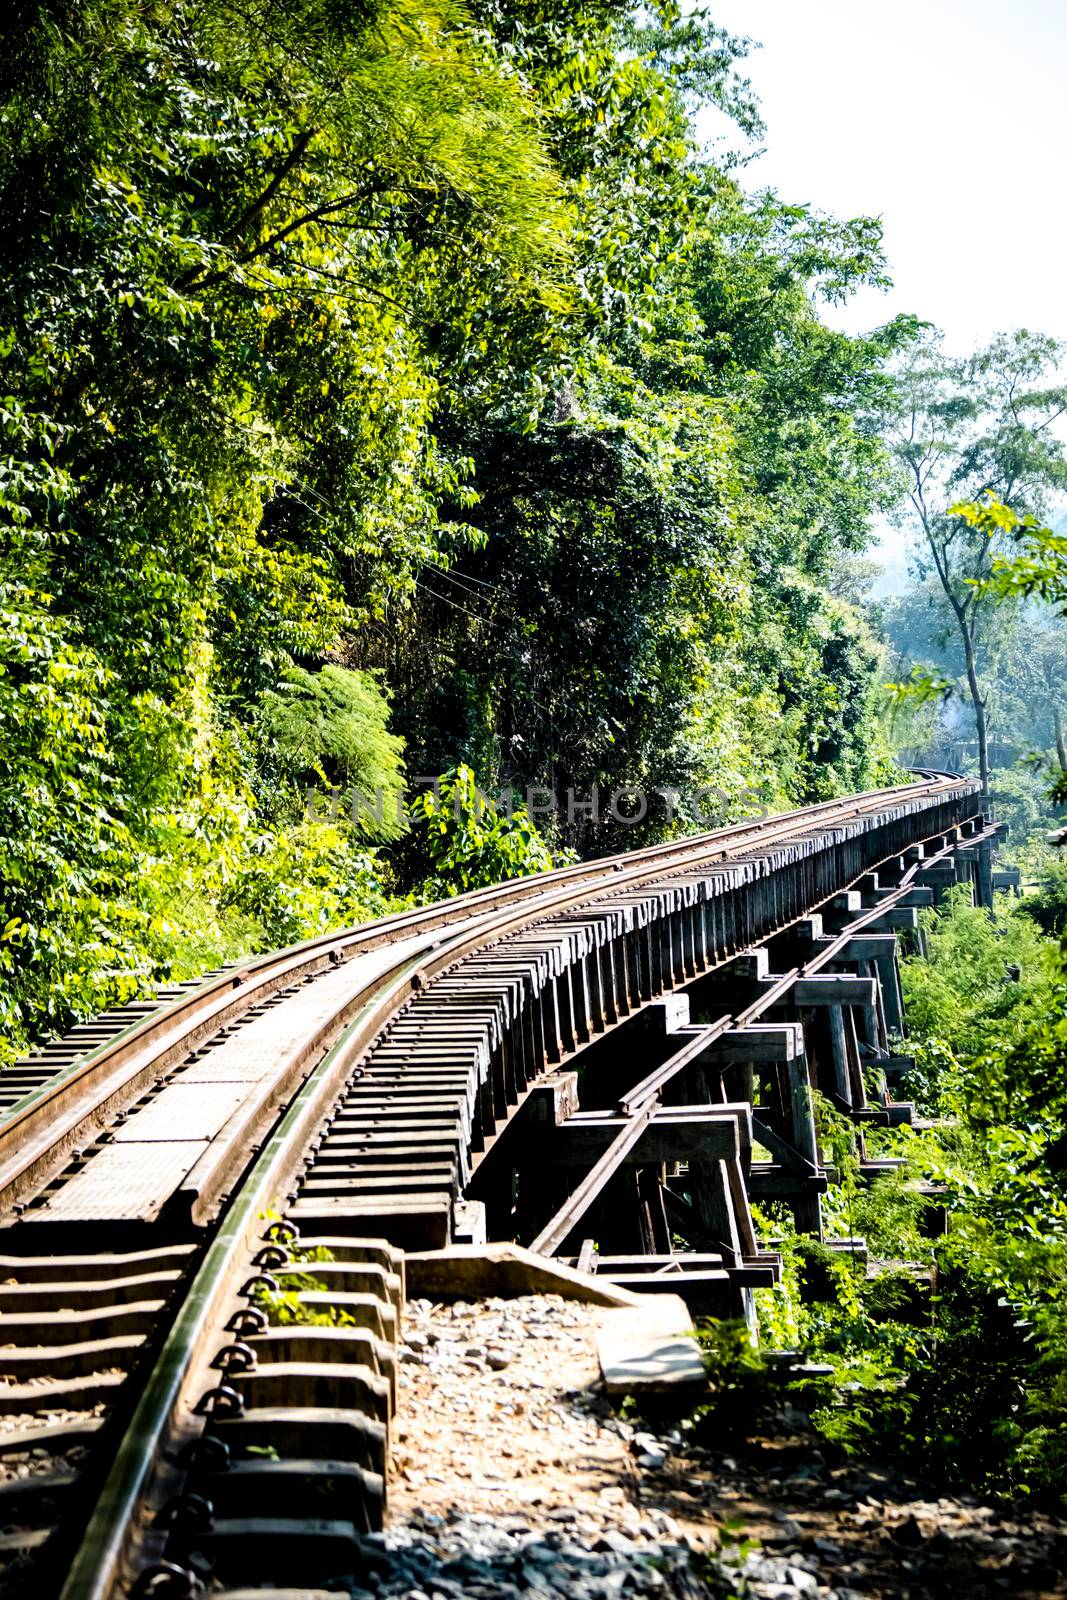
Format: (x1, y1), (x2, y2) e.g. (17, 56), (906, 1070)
(28, 1140), (208, 1222)
(594, 1293), (706, 1393)
(110, 1080), (248, 1141)
(403, 1243), (642, 1308)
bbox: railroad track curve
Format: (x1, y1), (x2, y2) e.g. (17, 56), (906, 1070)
(0, 774), (999, 1600)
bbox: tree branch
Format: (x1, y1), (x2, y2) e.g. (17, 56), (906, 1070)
(1032, 402), (1067, 437)
(183, 185), (386, 294)
(217, 126), (318, 252)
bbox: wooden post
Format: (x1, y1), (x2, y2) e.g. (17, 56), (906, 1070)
(827, 1004), (852, 1107)
(977, 842), (995, 910)
(685, 1158), (742, 1267)
(874, 949), (906, 1041)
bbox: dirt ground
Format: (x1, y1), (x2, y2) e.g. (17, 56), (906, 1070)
(391, 1292), (1067, 1600)
(392, 1294), (654, 1535)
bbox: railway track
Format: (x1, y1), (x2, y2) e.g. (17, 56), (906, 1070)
(0, 774), (999, 1599)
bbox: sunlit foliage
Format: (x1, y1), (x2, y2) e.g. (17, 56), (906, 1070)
(1, 0), (910, 1056)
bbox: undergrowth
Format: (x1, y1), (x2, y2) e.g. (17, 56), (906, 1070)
(251, 1222), (359, 1329)
(745, 887), (1067, 1508)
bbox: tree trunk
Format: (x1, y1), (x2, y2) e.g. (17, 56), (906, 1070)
(920, 516), (993, 793)
(1055, 708), (1067, 776)
(961, 623), (990, 791)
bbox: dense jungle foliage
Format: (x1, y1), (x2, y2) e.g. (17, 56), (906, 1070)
(4, 0), (1067, 1522)
(751, 885), (1067, 1506)
(0, 0), (913, 1060)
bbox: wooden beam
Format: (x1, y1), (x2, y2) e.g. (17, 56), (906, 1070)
(748, 1163), (829, 1197)
(751, 1117), (817, 1176)
(528, 1096), (661, 1257)
(794, 975), (877, 1007)
(684, 1023), (805, 1066)
(550, 1106), (748, 1165)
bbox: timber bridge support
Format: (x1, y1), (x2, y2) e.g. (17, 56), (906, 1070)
(287, 781), (1003, 1324)
(0, 775), (1007, 1594)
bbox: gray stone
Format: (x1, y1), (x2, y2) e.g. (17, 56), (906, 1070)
(786, 1569), (819, 1594)
(812, 1537), (842, 1557)
(744, 1555), (791, 1584)
(594, 1532), (637, 1556)
(592, 1573), (629, 1595)
(520, 1564), (558, 1595)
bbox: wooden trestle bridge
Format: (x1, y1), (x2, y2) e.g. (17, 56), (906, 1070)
(0, 774), (1003, 1598)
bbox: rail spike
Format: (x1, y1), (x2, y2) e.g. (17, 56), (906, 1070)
(129, 1563), (204, 1600)
(193, 1383), (245, 1418)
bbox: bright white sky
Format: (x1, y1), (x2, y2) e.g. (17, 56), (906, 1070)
(700, 0), (1067, 350)
(697, 1), (1067, 583)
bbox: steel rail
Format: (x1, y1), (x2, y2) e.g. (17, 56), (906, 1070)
(57, 944), (457, 1600)
(0, 776), (974, 1216)
(530, 821), (997, 1254)
(4, 772), (971, 1126)
(69, 771), (937, 1592)
(11, 776), (981, 1599)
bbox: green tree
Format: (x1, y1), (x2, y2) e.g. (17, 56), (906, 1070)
(0, 0), (571, 1051)
(879, 571), (1067, 797)
(406, 765), (573, 894)
(887, 331), (1067, 790)
(387, 154), (913, 844)
(926, 495), (1067, 805)
(0, 0), (932, 1056)
(260, 666), (406, 836)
